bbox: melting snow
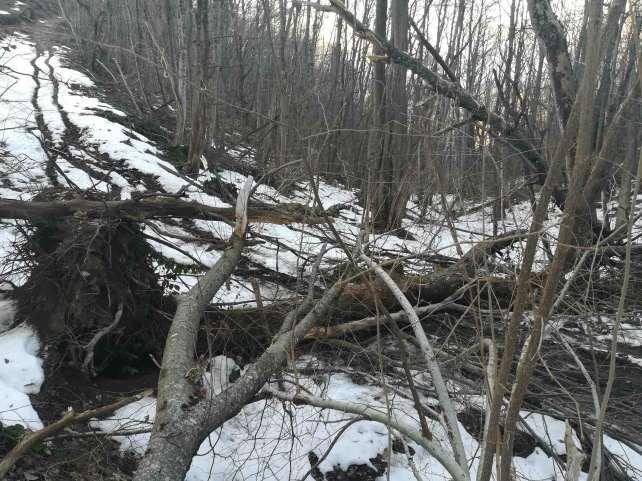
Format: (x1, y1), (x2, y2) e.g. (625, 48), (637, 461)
(2, 29), (642, 481)
(0, 324), (44, 430)
(91, 361), (606, 481)
(0, 31), (571, 303)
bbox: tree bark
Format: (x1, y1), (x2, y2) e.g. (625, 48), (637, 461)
(385, 0), (411, 229)
(0, 198), (329, 225)
(366, 0), (388, 229)
(527, 0), (575, 126)
(497, 2), (604, 480)
(615, 124), (640, 229)
(133, 178), (253, 481)
(323, 0), (559, 205)
(187, 0), (214, 173)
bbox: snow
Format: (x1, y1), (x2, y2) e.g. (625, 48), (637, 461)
(93, 368), (412, 480)
(192, 220), (235, 239)
(0, 221), (27, 287)
(589, 313), (642, 348)
(603, 436), (642, 481)
(145, 226), (223, 267)
(616, 322), (642, 347)
(89, 395), (155, 453)
(0, 295), (16, 333)
(2, 29), (642, 481)
(519, 411), (581, 456)
(0, 36), (48, 194)
(1, 32), (564, 305)
(1, 36), (195, 196)
(47, 53), (95, 88)
(0, 325), (44, 430)
(55, 159), (112, 192)
(93, 362), (580, 481)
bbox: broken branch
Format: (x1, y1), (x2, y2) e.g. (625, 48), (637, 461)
(0, 390), (151, 479)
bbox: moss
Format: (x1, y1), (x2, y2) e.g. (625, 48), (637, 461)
(0, 424), (26, 454)
(0, 424), (46, 456)
(166, 144), (189, 169)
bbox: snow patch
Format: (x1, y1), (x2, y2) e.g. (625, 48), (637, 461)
(93, 368), (572, 481)
(0, 325), (44, 430)
(0, 296), (17, 333)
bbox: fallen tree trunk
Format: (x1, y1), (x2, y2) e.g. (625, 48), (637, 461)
(131, 180), (253, 481)
(332, 230), (527, 320)
(305, 278), (506, 341)
(133, 181), (345, 481)
(0, 197), (328, 225)
(304, 301), (471, 340)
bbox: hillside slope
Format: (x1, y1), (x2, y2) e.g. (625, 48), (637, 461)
(1, 25), (642, 481)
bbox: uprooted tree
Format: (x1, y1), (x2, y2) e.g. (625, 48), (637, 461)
(2, 1), (642, 480)
(125, 0), (642, 479)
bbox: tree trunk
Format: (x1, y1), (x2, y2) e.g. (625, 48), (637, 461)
(497, 2), (604, 480)
(171, 0), (190, 146)
(385, 0), (410, 229)
(527, 0), (575, 126)
(134, 205), (344, 480)
(615, 125), (640, 229)
(187, 0), (214, 173)
(133, 178), (253, 481)
(366, 0), (387, 229)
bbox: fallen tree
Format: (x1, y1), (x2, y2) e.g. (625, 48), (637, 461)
(132, 179), (346, 481)
(0, 197), (329, 225)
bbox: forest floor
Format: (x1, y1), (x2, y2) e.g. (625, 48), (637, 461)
(1, 14), (642, 481)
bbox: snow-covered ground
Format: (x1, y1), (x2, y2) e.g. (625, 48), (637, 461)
(2, 28), (642, 481)
(91, 355), (642, 481)
(0, 296), (44, 431)
(0, 32), (577, 307)
(3, 29), (642, 309)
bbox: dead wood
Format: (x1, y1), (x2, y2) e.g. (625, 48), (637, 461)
(0, 197), (329, 225)
(0, 389), (152, 479)
(304, 300), (470, 340)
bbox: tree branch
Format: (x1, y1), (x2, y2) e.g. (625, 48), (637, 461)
(264, 386), (469, 481)
(0, 390), (151, 478)
(359, 252), (470, 480)
(82, 301), (125, 376)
